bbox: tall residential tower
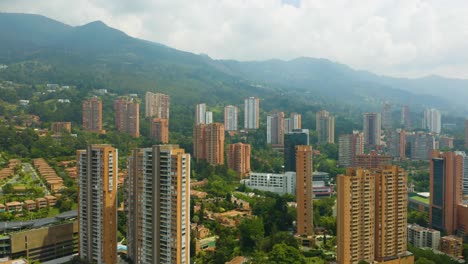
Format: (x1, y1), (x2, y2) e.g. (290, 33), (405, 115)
(77, 145), (118, 264)
(126, 145), (190, 264)
(244, 97), (260, 130)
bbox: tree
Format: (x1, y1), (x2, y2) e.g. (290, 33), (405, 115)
(268, 243), (306, 264)
(415, 257), (436, 264)
(239, 217), (265, 253)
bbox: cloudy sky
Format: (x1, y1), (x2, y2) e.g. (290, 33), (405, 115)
(2, 0), (468, 78)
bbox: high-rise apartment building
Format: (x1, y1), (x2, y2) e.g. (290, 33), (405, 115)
(285, 113), (302, 133)
(193, 124), (206, 161)
(267, 111), (285, 147)
(316, 110), (335, 144)
(82, 97), (104, 133)
(126, 145), (190, 264)
(224, 105), (238, 131)
(430, 151), (464, 235)
(337, 168), (375, 264)
(406, 132), (435, 160)
(77, 145), (117, 264)
(373, 166), (408, 262)
(205, 111), (213, 124)
(145, 92), (170, 119)
(337, 166), (412, 264)
(338, 131), (364, 167)
(150, 118), (169, 143)
(114, 97), (140, 137)
(226, 143), (251, 178)
(51, 122), (71, 134)
(387, 129), (406, 160)
(193, 123), (225, 165)
(382, 102), (392, 130)
(401, 105), (411, 129)
(363, 112), (381, 149)
(354, 150), (392, 169)
(423, 108), (441, 134)
(244, 97), (260, 130)
(284, 129), (309, 172)
(195, 103), (207, 125)
(296, 145), (313, 239)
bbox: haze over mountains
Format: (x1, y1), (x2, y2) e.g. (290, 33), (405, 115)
(0, 13), (467, 114)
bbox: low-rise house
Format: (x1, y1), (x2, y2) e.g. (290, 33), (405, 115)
(23, 200), (37, 211)
(5, 202), (23, 212)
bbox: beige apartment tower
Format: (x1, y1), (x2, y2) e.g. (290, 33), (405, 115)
(193, 123), (225, 165)
(226, 143), (251, 178)
(316, 110), (335, 144)
(126, 145), (190, 264)
(267, 111), (285, 147)
(150, 118), (169, 143)
(145, 92), (170, 119)
(337, 166), (412, 264)
(337, 168), (375, 264)
(77, 144), (118, 264)
(114, 97), (140, 137)
(82, 97), (104, 133)
(296, 145), (313, 238)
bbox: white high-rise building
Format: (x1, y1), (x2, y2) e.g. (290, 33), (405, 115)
(244, 97), (260, 130)
(224, 105), (238, 131)
(126, 145), (190, 264)
(423, 108), (441, 134)
(205, 111), (213, 124)
(455, 151), (468, 197)
(195, 103), (206, 124)
(77, 144), (118, 264)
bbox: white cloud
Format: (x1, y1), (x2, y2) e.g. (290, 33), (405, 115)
(2, 0), (468, 78)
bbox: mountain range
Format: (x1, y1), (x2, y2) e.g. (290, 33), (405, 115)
(0, 12), (467, 116)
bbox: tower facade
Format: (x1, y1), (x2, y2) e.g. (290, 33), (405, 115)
(284, 129), (309, 172)
(382, 102), (392, 130)
(338, 131), (364, 167)
(337, 166), (412, 264)
(224, 105), (238, 131)
(316, 110), (335, 144)
(267, 111), (285, 146)
(296, 145), (313, 237)
(82, 97), (104, 133)
(374, 166), (408, 262)
(423, 108), (441, 134)
(193, 123), (225, 165)
(195, 103), (207, 125)
(363, 112), (381, 149)
(77, 145), (117, 264)
(145, 92), (170, 119)
(114, 97), (140, 137)
(430, 151), (464, 235)
(226, 143), (251, 178)
(401, 105), (411, 129)
(337, 168), (375, 264)
(244, 97), (260, 130)
(150, 118), (169, 143)
(126, 145), (190, 264)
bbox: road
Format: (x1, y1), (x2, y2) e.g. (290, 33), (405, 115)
(22, 163), (51, 195)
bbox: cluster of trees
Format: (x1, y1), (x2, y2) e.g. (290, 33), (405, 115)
(408, 244), (462, 264)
